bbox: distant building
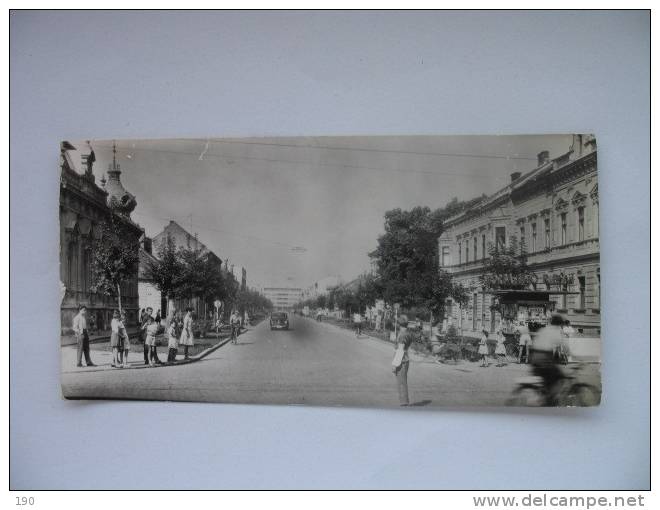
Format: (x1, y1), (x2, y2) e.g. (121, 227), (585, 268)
(60, 141), (142, 339)
(151, 220), (223, 319)
(138, 235), (162, 314)
(302, 275), (342, 300)
(262, 286), (303, 310)
(438, 135), (599, 337)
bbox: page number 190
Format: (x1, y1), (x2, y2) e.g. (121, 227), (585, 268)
(16, 497), (34, 506)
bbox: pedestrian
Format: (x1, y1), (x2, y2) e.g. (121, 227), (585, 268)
(391, 314), (414, 406)
(72, 304), (95, 367)
(244, 310), (250, 328)
(494, 329), (507, 367)
(354, 312), (363, 337)
(119, 311), (130, 368)
(179, 307), (195, 359)
(229, 309), (241, 344)
(530, 314), (565, 405)
(142, 306), (153, 365)
(110, 310), (122, 368)
(478, 330), (489, 367)
(155, 309), (161, 325)
(517, 324), (531, 364)
(144, 316), (159, 366)
(167, 318), (178, 362)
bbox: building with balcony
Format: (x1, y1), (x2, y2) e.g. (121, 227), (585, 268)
(438, 135), (600, 337)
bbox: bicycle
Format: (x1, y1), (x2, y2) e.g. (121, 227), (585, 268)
(230, 324), (239, 344)
(507, 362), (600, 407)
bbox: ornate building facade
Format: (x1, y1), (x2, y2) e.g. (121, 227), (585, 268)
(438, 135), (600, 338)
(60, 142), (143, 339)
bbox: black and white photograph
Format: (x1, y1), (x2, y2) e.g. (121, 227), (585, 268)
(59, 134), (601, 407)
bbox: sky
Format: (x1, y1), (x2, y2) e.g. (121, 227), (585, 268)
(69, 135), (573, 290)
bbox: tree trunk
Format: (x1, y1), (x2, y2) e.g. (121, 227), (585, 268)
(116, 282), (123, 313)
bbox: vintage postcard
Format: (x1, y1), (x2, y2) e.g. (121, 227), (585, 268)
(59, 135), (601, 407)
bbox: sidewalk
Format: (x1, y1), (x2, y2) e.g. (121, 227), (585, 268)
(60, 326), (248, 374)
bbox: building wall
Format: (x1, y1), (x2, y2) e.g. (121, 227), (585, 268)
(60, 159), (141, 337)
(439, 138), (600, 337)
(262, 287), (303, 310)
(138, 281), (162, 315)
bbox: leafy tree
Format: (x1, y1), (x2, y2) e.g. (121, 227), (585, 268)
(145, 234), (184, 318)
(90, 211), (140, 313)
(479, 236), (533, 291)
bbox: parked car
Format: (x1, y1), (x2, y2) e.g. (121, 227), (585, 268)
(270, 312), (289, 331)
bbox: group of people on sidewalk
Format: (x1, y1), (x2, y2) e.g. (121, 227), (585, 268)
(140, 306), (195, 366)
(70, 304), (251, 369)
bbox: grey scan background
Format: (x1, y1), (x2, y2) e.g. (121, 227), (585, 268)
(10, 11), (649, 489)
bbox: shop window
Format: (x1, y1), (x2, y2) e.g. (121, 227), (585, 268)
(578, 276), (586, 309)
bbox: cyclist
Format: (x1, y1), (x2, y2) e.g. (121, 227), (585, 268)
(229, 310), (241, 344)
(529, 313), (565, 405)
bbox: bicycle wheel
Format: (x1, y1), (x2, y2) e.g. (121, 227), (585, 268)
(507, 385), (544, 407)
(562, 384), (601, 407)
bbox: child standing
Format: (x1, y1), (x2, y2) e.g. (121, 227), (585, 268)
(495, 329), (508, 367)
(478, 330), (489, 367)
(144, 316), (159, 366)
(167, 319), (178, 362)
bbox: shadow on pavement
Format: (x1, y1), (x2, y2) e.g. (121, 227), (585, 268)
(409, 399), (432, 407)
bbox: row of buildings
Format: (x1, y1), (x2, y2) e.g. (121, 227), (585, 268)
(439, 134), (600, 337)
(59, 141), (248, 339)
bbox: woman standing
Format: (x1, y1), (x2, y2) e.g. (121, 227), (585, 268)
(391, 315), (413, 406)
(144, 316), (159, 366)
(478, 330), (489, 367)
(179, 307), (195, 359)
(167, 319), (179, 363)
(110, 310), (121, 368)
(494, 329), (508, 367)
(118, 311), (130, 368)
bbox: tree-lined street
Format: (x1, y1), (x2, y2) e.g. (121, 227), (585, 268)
(62, 315), (599, 407)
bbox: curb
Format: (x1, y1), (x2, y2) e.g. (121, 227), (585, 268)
(62, 328), (249, 375)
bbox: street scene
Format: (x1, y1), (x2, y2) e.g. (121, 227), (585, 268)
(59, 135), (601, 407)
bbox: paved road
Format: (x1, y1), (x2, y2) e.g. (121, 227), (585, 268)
(61, 315), (600, 408)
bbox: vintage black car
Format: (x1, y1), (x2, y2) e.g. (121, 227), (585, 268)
(270, 312), (289, 331)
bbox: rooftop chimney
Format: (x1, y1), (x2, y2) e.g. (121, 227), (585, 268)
(510, 171), (522, 182)
(537, 150), (550, 167)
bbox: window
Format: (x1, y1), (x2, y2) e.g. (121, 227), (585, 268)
(578, 276), (586, 309)
(481, 234), (486, 259)
(519, 226), (525, 253)
(531, 223), (537, 252)
(544, 218), (551, 249)
(473, 237), (478, 261)
(577, 207), (585, 241)
(465, 244), (469, 264)
(495, 227), (506, 251)
(560, 213), (567, 245)
(458, 242), (462, 264)
(596, 271), (601, 309)
(441, 246), (450, 267)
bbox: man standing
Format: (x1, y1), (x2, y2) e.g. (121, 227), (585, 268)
(73, 305), (95, 367)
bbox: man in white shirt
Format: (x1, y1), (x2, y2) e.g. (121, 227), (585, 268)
(72, 305), (95, 367)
